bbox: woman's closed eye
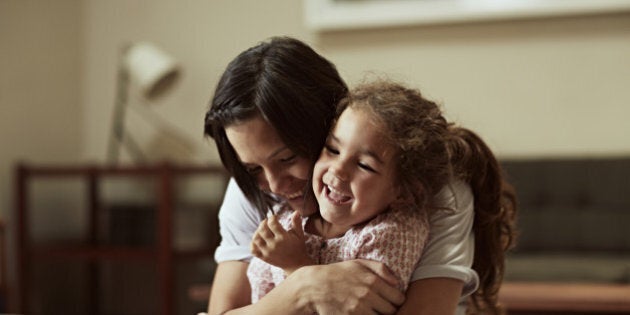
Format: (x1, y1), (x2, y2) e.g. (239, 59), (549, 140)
(246, 165), (262, 175)
(280, 154), (297, 163)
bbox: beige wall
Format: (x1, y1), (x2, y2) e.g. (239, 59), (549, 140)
(1, 0), (630, 308)
(80, 0), (312, 165)
(321, 16), (630, 158)
(79, 0), (630, 165)
(2, 0), (628, 217)
(1, 0), (83, 307)
(1, 0), (83, 208)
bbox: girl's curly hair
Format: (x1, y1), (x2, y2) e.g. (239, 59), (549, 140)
(337, 80), (518, 314)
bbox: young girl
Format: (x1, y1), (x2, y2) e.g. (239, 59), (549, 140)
(246, 79), (517, 312)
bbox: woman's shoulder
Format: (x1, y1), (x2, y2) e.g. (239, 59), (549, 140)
(434, 179), (473, 213)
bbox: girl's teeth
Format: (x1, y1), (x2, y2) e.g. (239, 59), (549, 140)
(327, 185), (351, 203)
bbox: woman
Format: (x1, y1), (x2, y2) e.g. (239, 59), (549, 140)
(204, 36), (516, 314)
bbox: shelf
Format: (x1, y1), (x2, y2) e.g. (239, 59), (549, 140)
(29, 245), (215, 261)
(19, 163), (227, 177)
(30, 245), (157, 261)
(15, 162), (229, 315)
(500, 281), (630, 313)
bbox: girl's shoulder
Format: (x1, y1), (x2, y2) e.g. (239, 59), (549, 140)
(354, 205), (428, 238)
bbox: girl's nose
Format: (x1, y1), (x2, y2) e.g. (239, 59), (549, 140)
(330, 161), (349, 182)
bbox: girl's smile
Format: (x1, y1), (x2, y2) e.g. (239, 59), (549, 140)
(313, 106), (401, 232)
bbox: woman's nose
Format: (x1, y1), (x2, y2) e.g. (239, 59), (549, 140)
(264, 169), (285, 194)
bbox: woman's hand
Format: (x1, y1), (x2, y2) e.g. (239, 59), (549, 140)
(287, 259), (406, 315)
(251, 212), (313, 274)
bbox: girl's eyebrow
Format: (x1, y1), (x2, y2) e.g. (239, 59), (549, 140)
(329, 134), (384, 165)
(362, 149), (385, 165)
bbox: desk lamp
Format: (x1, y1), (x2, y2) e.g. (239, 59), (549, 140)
(107, 42), (181, 164)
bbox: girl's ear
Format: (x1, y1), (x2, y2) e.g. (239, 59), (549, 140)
(394, 186), (407, 203)
(392, 183), (413, 207)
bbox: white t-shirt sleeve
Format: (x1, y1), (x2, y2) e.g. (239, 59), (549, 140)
(214, 179), (265, 263)
(410, 180), (479, 298)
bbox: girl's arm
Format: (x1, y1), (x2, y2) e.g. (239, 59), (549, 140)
(251, 212), (313, 275)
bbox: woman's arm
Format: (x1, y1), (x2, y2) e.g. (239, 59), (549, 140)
(208, 260), (312, 315)
(207, 261), (251, 314)
(397, 180), (477, 314)
(211, 181), (404, 314)
(284, 260), (405, 315)
(210, 260), (405, 315)
(208, 180), (264, 313)
(396, 278), (464, 315)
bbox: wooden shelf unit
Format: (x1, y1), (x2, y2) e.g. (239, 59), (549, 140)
(500, 282), (630, 314)
(15, 162), (229, 315)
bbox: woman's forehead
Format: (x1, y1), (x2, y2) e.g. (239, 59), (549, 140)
(225, 115), (288, 162)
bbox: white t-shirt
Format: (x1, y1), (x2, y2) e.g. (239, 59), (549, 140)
(214, 179), (479, 303)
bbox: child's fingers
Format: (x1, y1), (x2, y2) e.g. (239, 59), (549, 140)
(290, 211), (304, 238)
(266, 214), (286, 236)
(250, 241), (262, 257)
(252, 232), (267, 249)
(255, 218), (267, 233)
(256, 218), (275, 241)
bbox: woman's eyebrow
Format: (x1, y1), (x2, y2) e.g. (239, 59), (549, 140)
(329, 134), (340, 144)
(266, 146), (291, 160)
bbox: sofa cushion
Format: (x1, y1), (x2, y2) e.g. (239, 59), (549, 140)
(506, 253), (630, 284)
(501, 158), (630, 283)
(501, 158), (630, 253)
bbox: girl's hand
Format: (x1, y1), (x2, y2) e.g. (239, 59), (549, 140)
(251, 211), (313, 273)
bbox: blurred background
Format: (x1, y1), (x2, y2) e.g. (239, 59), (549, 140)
(1, 0), (629, 314)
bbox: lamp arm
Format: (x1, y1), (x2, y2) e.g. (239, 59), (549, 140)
(107, 42), (179, 164)
(121, 132), (147, 163)
(106, 58), (130, 164)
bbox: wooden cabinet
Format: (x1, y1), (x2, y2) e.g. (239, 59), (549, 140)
(15, 163), (229, 315)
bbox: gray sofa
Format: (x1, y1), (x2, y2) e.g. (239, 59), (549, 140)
(501, 158), (630, 284)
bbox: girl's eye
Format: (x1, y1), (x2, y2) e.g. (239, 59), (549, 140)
(324, 145), (339, 155)
(280, 154), (297, 163)
(358, 162), (376, 173)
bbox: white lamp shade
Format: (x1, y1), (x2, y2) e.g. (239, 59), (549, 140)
(124, 42), (180, 99)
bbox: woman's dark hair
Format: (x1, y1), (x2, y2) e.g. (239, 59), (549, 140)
(337, 80), (518, 315)
(204, 36), (348, 213)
